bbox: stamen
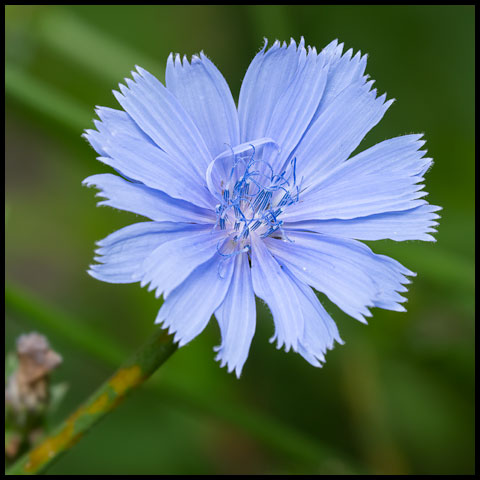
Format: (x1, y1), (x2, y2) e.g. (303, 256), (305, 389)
(213, 143), (300, 246)
(250, 220), (261, 231)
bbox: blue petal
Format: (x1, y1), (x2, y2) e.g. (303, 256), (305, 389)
(155, 255), (235, 347)
(265, 232), (414, 323)
(166, 52), (240, 159)
(114, 66), (212, 175)
(282, 265), (344, 367)
(83, 106), (155, 181)
(238, 38), (328, 165)
(89, 222), (193, 284)
(285, 204), (441, 242)
(284, 135), (433, 222)
(292, 78), (393, 185)
(214, 253), (256, 377)
(137, 225), (226, 299)
(311, 40), (368, 124)
(83, 107), (215, 209)
(250, 234), (304, 352)
(280, 40), (368, 169)
(83, 173), (216, 223)
(251, 235), (343, 363)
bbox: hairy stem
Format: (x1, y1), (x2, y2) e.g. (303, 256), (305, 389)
(5, 328), (177, 475)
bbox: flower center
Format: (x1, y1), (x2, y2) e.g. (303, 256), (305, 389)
(211, 141), (300, 255)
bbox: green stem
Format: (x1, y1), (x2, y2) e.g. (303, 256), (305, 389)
(5, 328), (177, 475)
(5, 282), (360, 473)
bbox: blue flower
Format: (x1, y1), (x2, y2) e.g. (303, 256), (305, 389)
(83, 38), (440, 377)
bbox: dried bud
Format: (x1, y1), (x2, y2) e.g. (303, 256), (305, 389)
(5, 333), (63, 463)
(5, 332), (62, 416)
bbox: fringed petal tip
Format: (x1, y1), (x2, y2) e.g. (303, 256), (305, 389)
(152, 321), (183, 348)
(86, 266), (103, 281)
(298, 333), (346, 369)
(167, 51), (206, 69)
(258, 36), (311, 56)
(82, 174), (105, 189)
(268, 333), (297, 353)
(214, 350), (244, 379)
(112, 88), (124, 105)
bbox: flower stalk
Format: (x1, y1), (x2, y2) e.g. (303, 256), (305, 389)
(5, 328), (177, 475)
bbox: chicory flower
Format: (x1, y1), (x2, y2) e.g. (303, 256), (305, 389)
(83, 38), (440, 376)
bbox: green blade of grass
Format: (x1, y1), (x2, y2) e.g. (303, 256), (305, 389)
(5, 282), (124, 366)
(5, 63), (91, 133)
(35, 8), (161, 84)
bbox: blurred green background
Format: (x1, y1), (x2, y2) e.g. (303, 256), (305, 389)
(5, 5), (474, 475)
